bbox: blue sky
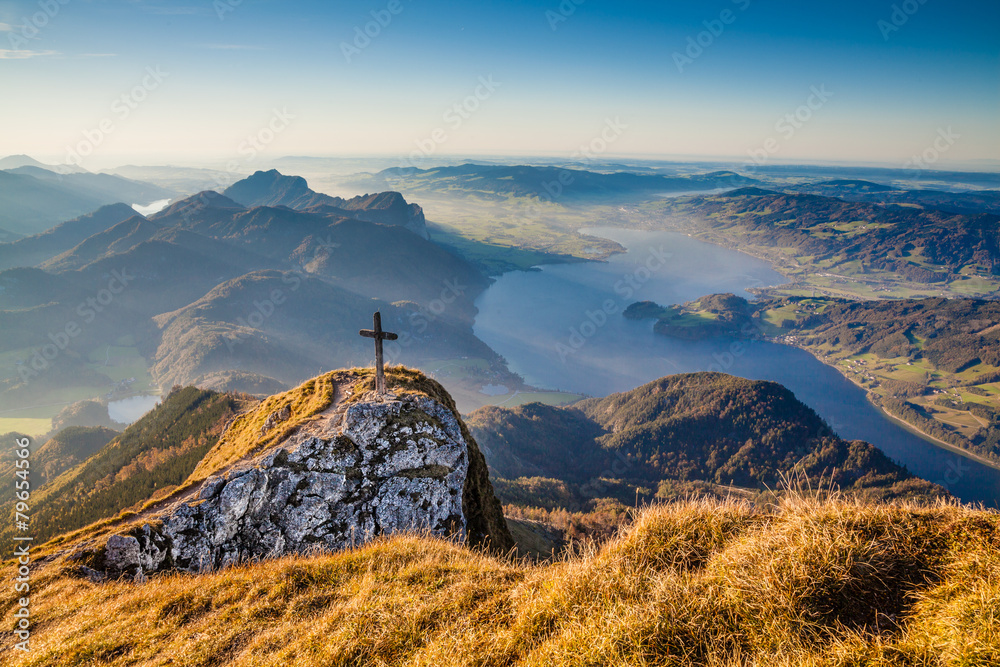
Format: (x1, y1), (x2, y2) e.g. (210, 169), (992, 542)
(2, 0), (998, 167)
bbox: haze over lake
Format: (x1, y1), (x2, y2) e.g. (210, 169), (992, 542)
(474, 227), (1000, 506)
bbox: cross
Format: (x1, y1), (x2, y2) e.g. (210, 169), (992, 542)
(360, 311), (398, 395)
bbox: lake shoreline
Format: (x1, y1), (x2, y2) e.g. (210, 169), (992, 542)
(877, 405), (1000, 474)
(474, 225), (1000, 504)
(779, 336), (1000, 473)
(576, 224), (999, 477)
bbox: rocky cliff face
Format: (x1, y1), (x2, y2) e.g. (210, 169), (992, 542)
(84, 370), (511, 580)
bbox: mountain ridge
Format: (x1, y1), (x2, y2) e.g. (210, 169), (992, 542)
(470, 372), (944, 506)
(223, 169), (429, 238)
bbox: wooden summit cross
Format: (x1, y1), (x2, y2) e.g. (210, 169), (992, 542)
(360, 311), (398, 395)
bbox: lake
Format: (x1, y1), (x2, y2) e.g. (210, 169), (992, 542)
(473, 226), (1000, 506)
(131, 199), (172, 216)
(108, 395), (161, 425)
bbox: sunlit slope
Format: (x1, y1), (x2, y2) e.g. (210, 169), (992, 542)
(4, 495), (998, 666)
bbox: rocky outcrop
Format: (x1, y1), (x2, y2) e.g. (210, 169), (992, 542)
(93, 380), (512, 580)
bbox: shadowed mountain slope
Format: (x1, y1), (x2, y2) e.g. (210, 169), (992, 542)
(0, 203), (139, 270)
(469, 373), (943, 502)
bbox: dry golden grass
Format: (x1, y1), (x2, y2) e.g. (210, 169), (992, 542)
(189, 370), (344, 483)
(4, 494), (999, 666)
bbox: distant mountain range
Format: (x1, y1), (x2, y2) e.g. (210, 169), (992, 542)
(0, 170), (497, 411)
(224, 169), (429, 238)
(342, 163), (758, 200)
(746, 163), (1000, 189)
(0, 203), (139, 271)
(0, 158), (176, 235)
(0, 154), (88, 174)
(789, 180), (1000, 216)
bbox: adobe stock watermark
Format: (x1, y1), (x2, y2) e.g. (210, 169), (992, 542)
(931, 456), (970, 492)
(704, 322), (759, 374)
(341, 0), (407, 63)
(16, 269), (134, 384)
(233, 107), (294, 165)
(11, 436), (32, 652)
(581, 451), (634, 499)
(745, 85), (833, 168)
(878, 0), (930, 41)
(5, 0), (69, 50)
(514, 117), (628, 223)
(556, 244), (673, 363)
(213, 0), (244, 20)
(222, 234), (353, 356)
(901, 126), (959, 175)
(546, 0), (585, 31)
(399, 76), (501, 169)
(702, 281), (768, 376)
(180, 107), (295, 225)
(574, 116), (628, 163)
(224, 274), (304, 354)
(64, 66), (169, 167)
(673, 0), (751, 73)
(385, 278), (468, 364)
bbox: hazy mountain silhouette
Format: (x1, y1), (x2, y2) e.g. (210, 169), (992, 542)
(224, 169), (428, 238)
(0, 167), (172, 236)
(343, 164), (758, 200)
(0, 154), (88, 174)
(0, 203), (139, 270)
(7, 166), (176, 207)
(0, 173), (493, 406)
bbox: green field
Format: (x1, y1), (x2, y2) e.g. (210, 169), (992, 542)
(626, 198), (1000, 301)
(0, 337), (158, 438)
(417, 193), (625, 263)
(0, 418), (53, 437)
(757, 299), (1000, 459)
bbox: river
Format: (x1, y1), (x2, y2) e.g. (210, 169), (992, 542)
(473, 226), (1000, 506)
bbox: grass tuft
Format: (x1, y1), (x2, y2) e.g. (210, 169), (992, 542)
(4, 493), (999, 665)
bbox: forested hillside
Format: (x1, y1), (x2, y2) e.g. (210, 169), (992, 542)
(0, 425), (118, 506)
(0, 387), (248, 544)
(470, 373), (942, 513)
(767, 296), (1000, 462)
(674, 188), (1000, 282)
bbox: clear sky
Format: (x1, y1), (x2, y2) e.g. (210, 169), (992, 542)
(2, 0), (998, 168)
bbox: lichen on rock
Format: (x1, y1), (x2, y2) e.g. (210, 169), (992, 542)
(96, 371), (512, 579)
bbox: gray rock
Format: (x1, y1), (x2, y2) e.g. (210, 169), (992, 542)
(259, 404), (291, 436)
(99, 395), (475, 576)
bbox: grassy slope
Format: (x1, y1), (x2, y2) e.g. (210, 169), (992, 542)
(6, 388), (243, 546)
(4, 495), (998, 666)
